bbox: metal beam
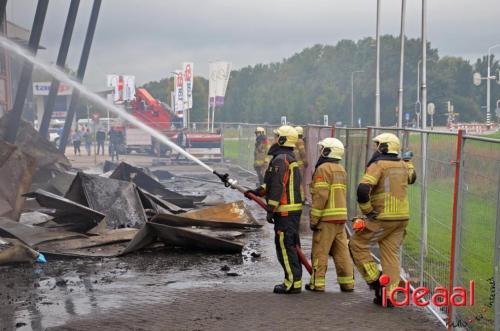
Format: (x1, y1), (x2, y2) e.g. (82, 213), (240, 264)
(39, 0), (80, 138)
(0, 0), (8, 28)
(3, 0), (49, 143)
(59, 0), (101, 152)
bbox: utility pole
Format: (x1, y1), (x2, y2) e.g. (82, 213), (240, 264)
(351, 70), (363, 128)
(59, 0), (101, 152)
(487, 44), (500, 128)
(39, 0), (80, 138)
(397, 0), (406, 128)
(4, 0), (49, 143)
(421, 0), (427, 130)
(375, 0), (381, 126)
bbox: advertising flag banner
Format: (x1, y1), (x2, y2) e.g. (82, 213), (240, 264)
(208, 61), (232, 107)
(183, 62), (194, 109)
(174, 70), (184, 118)
(106, 74), (135, 102)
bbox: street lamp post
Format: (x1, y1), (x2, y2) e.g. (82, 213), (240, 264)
(351, 70), (364, 127)
(415, 60), (422, 128)
(375, 0), (381, 126)
(397, 0), (407, 128)
(487, 44), (500, 127)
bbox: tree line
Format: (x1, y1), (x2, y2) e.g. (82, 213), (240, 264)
(142, 35), (500, 126)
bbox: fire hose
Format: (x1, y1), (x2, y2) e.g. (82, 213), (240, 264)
(213, 170), (312, 274)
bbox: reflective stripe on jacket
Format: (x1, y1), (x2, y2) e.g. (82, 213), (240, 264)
(260, 145), (303, 216)
(310, 160), (347, 223)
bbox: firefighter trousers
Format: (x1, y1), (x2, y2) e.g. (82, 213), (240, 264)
(254, 165), (266, 185)
(309, 222), (354, 291)
(274, 214), (302, 291)
(349, 219), (408, 293)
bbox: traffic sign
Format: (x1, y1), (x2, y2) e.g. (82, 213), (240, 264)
(473, 72), (482, 86)
(323, 115), (329, 126)
(427, 102), (435, 116)
(496, 108), (500, 118)
(280, 116), (287, 125)
(405, 112), (410, 121)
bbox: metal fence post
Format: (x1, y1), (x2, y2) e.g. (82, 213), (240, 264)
(344, 129), (352, 216)
(365, 127), (372, 167)
(449, 129), (464, 330)
(494, 165), (500, 331)
(419, 131), (429, 288)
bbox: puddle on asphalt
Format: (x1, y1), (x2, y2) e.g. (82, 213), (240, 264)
(0, 169), (313, 330)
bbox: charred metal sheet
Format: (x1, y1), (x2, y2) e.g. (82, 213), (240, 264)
(35, 228), (138, 256)
(110, 162), (196, 208)
(150, 222), (243, 254)
(0, 140), (37, 221)
(152, 201), (261, 229)
(24, 189), (104, 233)
(0, 238), (38, 265)
(103, 160), (118, 173)
(42, 171), (76, 196)
(151, 169), (174, 180)
(65, 172), (147, 229)
(137, 188), (188, 214)
(119, 223), (156, 255)
(0, 113), (71, 183)
(0, 217), (86, 247)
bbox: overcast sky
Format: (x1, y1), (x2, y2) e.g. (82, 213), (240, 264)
(8, 0), (500, 90)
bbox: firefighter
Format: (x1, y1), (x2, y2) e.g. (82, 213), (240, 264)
(246, 125), (303, 294)
(349, 133), (416, 307)
(294, 126), (308, 170)
(306, 137), (354, 292)
(253, 127), (271, 185)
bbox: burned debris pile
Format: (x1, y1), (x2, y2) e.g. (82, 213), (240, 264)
(0, 136), (261, 265)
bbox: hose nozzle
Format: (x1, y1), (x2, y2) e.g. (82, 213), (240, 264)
(213, 170), (231, 187)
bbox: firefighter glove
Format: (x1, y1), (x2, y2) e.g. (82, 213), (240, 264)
(310, 222), (320, 231)
(266, 212), (274, 224)
(352, 218), (366, 232)
(365, 211), (379, 220)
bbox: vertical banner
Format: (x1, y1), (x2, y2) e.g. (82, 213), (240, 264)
(208, 61), (232, 107)
(174, 70), (184, 118)
(183, 62), (194, 109)
(106, 74), (135, 102)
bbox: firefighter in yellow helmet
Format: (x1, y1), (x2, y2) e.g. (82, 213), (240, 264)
(306, 137), (354, 292)
(253, 127), (271, 185)
(294, 126), (308, 200)
(246, 125), (303, 294)
(349, 133), (416, 307)
(294, 126), (308, 170)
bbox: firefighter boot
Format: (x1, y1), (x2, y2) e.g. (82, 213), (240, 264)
(305, 284), (325, 292)
(273, 283), (302, 294)
(371, 280), (393, 308)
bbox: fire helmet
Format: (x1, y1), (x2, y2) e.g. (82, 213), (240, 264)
(273, 125), (298, 148)
(318, 137), (344, 160)
(373, 133), (400, 155)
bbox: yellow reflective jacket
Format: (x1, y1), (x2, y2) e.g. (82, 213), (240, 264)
(254, 136), (271, 168)
(310, 159), (347, 224)
(294, 138), (308, 169)
(358, 158), (416, 221)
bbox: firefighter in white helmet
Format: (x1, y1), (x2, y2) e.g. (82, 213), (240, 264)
(246, 125), (304, 294)
(253, 127), (271, 185)
(349, 132), (416, 307)
(306, 137), (354, 292)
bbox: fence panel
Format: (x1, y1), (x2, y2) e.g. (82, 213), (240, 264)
(454, 136), (500, 329)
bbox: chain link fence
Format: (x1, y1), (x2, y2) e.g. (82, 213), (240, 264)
(220, 123), (500, 330)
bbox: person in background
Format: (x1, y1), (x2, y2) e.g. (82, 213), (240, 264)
(96, 127), (106, 155)
(109, 127), (121, 162)
(253, 127), (271, 185)
(176, 127), (189, 160)
(83, 128), (93, 156)
(72, 129), (82, 156)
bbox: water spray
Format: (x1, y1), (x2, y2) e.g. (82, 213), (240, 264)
(0, 36), (312, 273)
(0, 36), (213, 173)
